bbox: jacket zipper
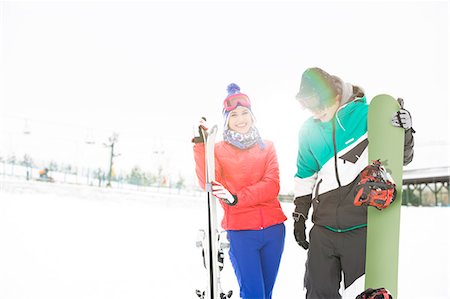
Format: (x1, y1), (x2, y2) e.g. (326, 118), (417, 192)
(332, 116), (342, 229)
(259, 207), (264, 229)
(332, 117), (341, 187)
(314, 179), (323, 204)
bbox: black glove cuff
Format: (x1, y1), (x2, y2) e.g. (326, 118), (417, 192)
(192, 136), (204, 144)
(221, 194), (238, 206)
(228, 195), (238, 206)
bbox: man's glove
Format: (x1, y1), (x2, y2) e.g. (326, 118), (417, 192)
(390, 98), (416, 165)
(293, 212), (309, 250)
(391, 98), (413, 130)
(192, 117), (208, 143)
(293, 195), (312, 250)
(212, 180), (237, 206)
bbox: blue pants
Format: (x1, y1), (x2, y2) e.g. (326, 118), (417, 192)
(227, 223), (285, 299)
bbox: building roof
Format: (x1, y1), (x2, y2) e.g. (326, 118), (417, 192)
(403, 167), (449, 184)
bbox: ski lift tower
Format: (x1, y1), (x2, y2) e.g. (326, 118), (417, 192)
(23, 119), (31, 180)
(103, 132), (119, 187)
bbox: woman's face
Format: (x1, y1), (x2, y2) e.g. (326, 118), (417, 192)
(228, 106), (254, 134)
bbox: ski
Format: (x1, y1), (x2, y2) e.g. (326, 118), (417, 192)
(365, 95), (405, 298)
(203, 124), (220, 299)
(194, 125), (232, 299)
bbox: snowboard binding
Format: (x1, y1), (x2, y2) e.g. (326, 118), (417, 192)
(356, 287), (392, 299)
(354, 159), (397, 210)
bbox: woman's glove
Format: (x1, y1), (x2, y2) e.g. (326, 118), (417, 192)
(211, 180), (237, 206)
(192, 117), (208, 143)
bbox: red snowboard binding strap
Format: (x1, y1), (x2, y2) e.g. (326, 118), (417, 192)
(354, 160), (396, 210)
(356, 287), (392, 299)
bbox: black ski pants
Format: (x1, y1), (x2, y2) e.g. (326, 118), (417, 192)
(304, 225), (366, 299)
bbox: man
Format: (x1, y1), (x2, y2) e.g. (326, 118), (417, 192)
(293, 67), (414, 298)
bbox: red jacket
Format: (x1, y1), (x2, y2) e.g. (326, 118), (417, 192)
(193, 140), (287, 230)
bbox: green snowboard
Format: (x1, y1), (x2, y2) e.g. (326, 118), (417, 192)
(365, 94), (404, 298)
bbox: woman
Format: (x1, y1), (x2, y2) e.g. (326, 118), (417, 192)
(193, 83), (287, 299)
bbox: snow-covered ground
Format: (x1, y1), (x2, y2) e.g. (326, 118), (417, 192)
(0, 178), (448, 299)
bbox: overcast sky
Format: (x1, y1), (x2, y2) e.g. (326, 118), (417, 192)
(0, 0), (448, 193)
